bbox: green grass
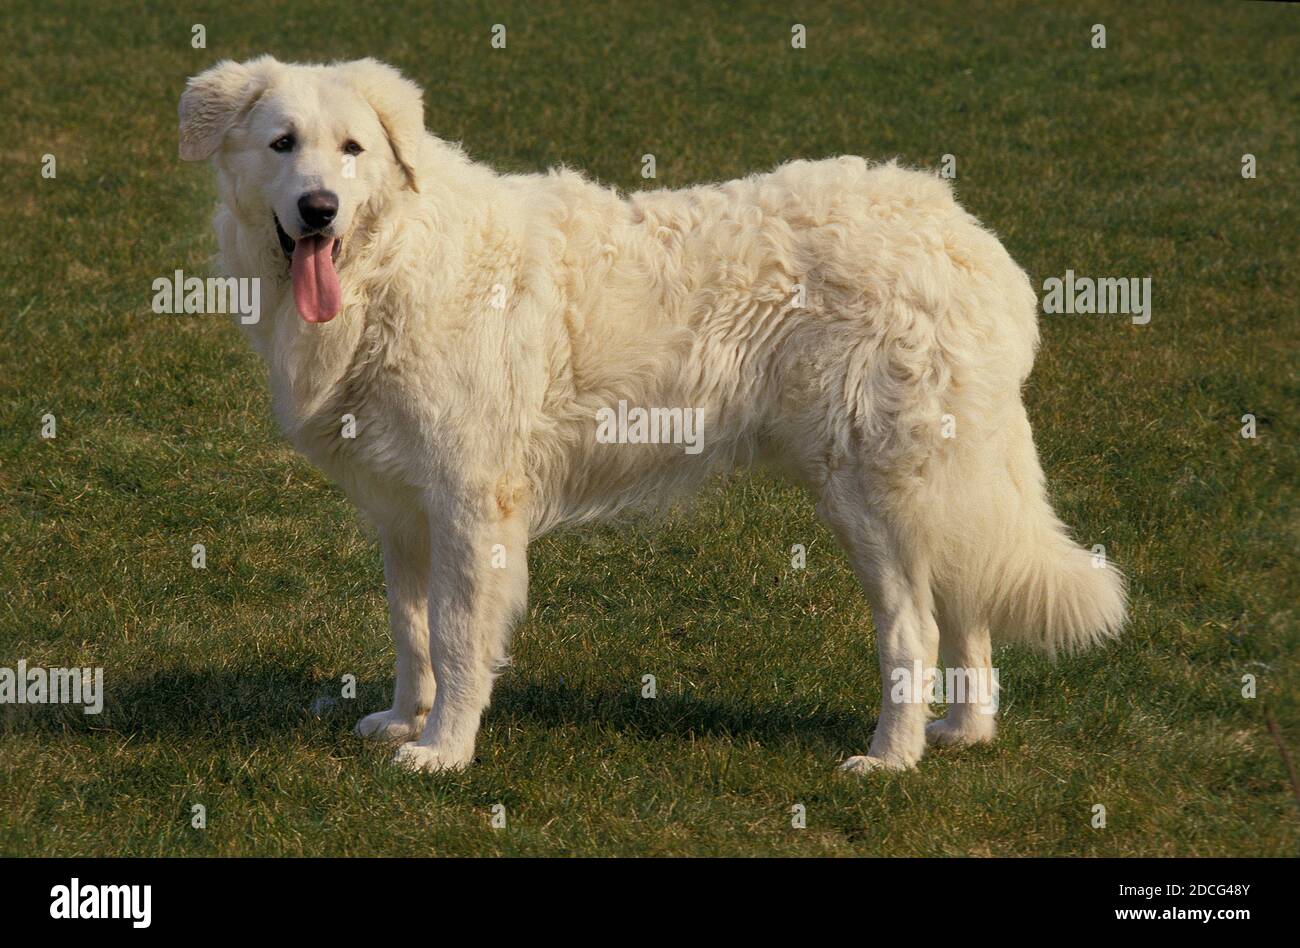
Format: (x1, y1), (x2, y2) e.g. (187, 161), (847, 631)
(1, 0), (1297, 856)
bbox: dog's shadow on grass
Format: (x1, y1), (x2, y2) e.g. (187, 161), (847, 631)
(1, 666), (871, 750)
(0, 666), (377, 741)
(490, 677), (870, 748)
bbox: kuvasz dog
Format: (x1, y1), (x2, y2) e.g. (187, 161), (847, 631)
(179, 56), (1126, 773)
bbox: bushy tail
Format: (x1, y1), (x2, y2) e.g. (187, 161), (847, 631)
(979, 511), (1127, 656)
(931, 415), (1127, 657)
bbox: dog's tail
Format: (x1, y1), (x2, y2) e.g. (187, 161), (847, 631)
(931, 409), (1127, 657)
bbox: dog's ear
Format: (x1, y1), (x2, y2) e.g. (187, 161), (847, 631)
(178, 58), (274, 161)
(337, 58), (425, 193)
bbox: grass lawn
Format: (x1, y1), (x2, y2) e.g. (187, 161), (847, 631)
(1, 0), (1296, 856)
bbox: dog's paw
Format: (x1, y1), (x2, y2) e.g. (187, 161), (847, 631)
(925, 715), (996, 747)
(354, 708), (426, 743)
(392, 741), (472, 773)
(838, 754), (915, 774)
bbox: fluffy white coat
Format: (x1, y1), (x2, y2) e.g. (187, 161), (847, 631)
(180, 56), (1126, 772)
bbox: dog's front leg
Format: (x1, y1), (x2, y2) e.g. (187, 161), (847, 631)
(393, 497), (528, 772)
(355, 522), (435, 742)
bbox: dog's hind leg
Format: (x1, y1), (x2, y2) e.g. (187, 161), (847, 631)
(817, 477), (939, 772)
(393, 492), (529, 772)
(927, 610), (998, 746)
(355, 522), (435, 742)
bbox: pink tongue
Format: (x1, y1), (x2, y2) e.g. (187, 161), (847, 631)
(290, 235), (341, 323)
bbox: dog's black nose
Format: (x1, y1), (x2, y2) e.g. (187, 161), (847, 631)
(297, 191), (338, 231)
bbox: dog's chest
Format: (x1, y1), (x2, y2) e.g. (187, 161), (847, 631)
(269, 349), (432, 514)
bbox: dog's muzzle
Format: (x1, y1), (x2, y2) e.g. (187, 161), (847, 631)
(274, 214), (341, 263)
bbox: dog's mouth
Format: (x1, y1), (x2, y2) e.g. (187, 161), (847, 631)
(274, 215), (341, 263)
(275, 214), (342, 324)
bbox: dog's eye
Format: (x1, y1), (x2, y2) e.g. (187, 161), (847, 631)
(270, 135), (295, 153)
(343, 140), (364, 156)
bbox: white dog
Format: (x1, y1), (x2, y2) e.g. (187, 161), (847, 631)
(179, 56), (1126, 773)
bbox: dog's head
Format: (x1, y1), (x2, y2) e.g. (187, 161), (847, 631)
(179, 56), (424, 323)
